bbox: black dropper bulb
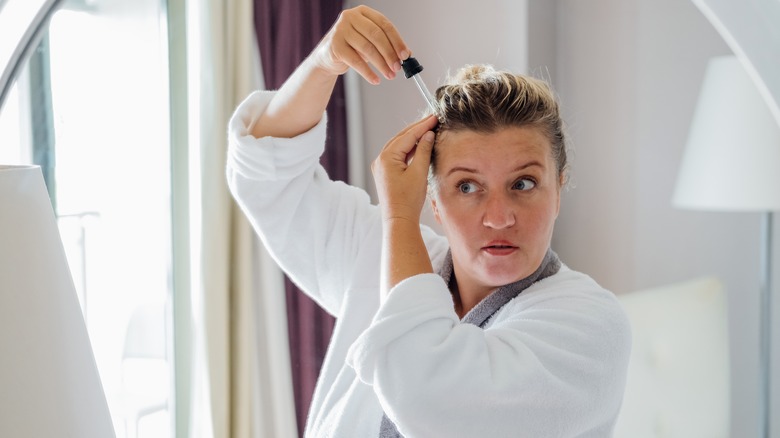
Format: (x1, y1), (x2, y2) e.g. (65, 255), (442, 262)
(402, 57), (424, 78)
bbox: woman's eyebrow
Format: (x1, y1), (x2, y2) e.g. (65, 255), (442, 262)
(515, 161), (544, 172)
(445, 166), (479, 177)
(445, 161), (544, 177)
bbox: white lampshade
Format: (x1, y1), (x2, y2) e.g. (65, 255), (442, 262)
(673, 55), (780, 212)
(0, 165), (115, 437)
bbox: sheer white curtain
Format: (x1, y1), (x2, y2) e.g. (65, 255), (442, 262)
(184, 0), (297, 436)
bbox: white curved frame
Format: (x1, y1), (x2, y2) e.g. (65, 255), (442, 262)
(692, 0), (780, 125)
(0, 0), (64, 108)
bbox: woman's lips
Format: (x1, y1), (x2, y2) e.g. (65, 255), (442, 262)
(482, 241), (518, 256)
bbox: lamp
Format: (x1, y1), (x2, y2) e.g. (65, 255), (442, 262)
(0, 165), (115, 437)
(673, 55), (780, 437)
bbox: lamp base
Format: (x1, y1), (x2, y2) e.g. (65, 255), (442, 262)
(759, 211), (773, 438)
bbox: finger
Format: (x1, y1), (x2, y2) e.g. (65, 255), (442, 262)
(332, 38), (380, 85)
(359, 6), (411, 62)
(408, 130), (436, 172)
(344, 25), (395, 80)
(402, 115), (439, 143)
(352, 14), (401, 77)
(384, 118), (438, 167)
(382, 115), (439, 152)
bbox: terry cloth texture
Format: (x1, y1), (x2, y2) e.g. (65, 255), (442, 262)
(378, 249), (562, 437)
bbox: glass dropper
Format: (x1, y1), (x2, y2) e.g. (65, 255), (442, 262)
(401, 57), (439, 116)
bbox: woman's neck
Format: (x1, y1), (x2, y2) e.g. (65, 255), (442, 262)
(449, 267), (495, 319)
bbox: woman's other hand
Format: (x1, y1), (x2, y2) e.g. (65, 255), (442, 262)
(372, 115), (439, 224)
(312, 5), (410, 85)
(373, 115), (438, 294)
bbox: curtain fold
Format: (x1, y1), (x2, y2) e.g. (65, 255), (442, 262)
(186, 0), (297, 436)
(253, 0), (347, 435)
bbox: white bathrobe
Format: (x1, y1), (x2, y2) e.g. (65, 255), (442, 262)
(226, 90), (632, 438)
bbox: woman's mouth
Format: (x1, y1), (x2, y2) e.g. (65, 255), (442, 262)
(482, 241), (518, 256)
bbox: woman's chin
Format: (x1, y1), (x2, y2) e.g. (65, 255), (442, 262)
(478, 268), (531, 290)
(475, 254), (534, 286)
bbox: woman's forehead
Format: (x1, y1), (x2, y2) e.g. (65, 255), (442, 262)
(435, 126), (553, 169)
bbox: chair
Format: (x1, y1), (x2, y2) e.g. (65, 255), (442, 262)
(614, 277), (730, 437)
(120, 302), (170, 438)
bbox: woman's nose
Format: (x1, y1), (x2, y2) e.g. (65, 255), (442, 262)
(482, 192), (516, 229)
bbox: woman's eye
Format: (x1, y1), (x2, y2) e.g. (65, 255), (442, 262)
(458, 181), (478, 194)
(513, 178), (536, 191)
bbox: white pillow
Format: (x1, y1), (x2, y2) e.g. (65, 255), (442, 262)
(613, 277), (730, 438)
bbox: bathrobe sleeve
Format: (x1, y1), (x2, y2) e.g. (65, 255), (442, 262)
(346, 271), (632, 437)
(226, 90), (381, 317)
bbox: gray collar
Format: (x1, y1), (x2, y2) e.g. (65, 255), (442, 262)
(440, 248), (561, 327)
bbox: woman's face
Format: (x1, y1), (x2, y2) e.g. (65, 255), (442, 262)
(430, 126), (562, 295)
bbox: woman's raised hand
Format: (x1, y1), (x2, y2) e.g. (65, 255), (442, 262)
(312, 5), (411, 85)
(372, 115), (439, 223)
(251, 7), (409, 141)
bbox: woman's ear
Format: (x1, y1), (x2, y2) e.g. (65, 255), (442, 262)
(430, 196), (442, 225)
(554, 174), (564, 218)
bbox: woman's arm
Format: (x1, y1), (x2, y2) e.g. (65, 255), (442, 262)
(228, 92), (379, 316)
(252, 5), (411, 139)
(371, 115), (439, 298)
(228, 6), (414, 313)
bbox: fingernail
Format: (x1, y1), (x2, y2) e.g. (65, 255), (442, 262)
(423, 131), (435, 142)
(400, 50), (410, 60)
(393, 61), (401, 72)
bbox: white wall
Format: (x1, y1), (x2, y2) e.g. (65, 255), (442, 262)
(633, 2), (766, 435)
(553, 0), (639, 294)
(553, 0), (777, 435)
(350, 0), (778, 435)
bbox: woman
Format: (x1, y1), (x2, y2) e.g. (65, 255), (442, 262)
(227, 5), (630, 437)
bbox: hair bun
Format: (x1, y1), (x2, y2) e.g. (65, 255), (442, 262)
(449, 64), (497, 84)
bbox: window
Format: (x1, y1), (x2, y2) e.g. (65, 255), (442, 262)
(0, 0), (174, 436)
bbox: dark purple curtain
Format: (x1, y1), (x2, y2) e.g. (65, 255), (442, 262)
(253, 1), (346, 436)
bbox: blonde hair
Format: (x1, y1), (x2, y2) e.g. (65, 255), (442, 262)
(429, 64), (568, 187)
